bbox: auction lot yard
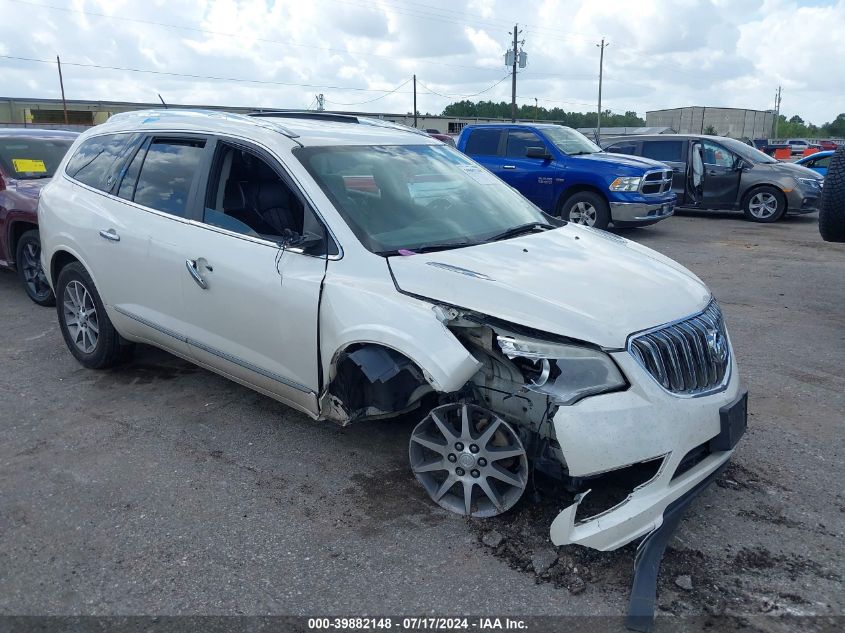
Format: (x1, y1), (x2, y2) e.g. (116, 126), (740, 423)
(1, 211), (843, 630)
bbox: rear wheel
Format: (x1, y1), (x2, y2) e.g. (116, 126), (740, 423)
(742, 186), (787, 222)
(16, 230), (55, 306)
(560, 192), (610, 229)
(819, 146), (845, 242)
(56, 262), (131, 368)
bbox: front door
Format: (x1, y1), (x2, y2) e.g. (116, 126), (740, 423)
(497, 129), (556, 211)
(700, 140), (742, 209)
(178, 138), (327, 416)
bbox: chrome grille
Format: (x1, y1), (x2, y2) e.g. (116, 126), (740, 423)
(629, 300), (730, 395)
(641, 169), (674, 195)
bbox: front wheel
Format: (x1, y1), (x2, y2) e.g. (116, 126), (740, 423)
(560, 192), (610, 229)
(56, 262), (131, 369)
(16, 230), (55, 306)
(742, 186), (787, 223)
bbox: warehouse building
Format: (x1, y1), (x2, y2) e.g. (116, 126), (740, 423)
(0, 97), (507, 134)
(646, 106), (775, 140)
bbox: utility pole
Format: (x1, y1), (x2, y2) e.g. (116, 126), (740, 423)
(413, 74), (417, 128)
(773, 86), (782, 138)
(315, 94), (325, 111)
(504, 25), (525, 122)
(56, 55), (68, 125)
(534, 97), (539, 121)
(596, 39), (608, 142)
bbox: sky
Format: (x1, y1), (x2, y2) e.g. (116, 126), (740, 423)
(0, 0), (843, 124)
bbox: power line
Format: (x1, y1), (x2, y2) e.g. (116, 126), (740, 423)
(324, 78), (412, 106)
(0, 53), (418, 94)
(416, 75), (511, 99)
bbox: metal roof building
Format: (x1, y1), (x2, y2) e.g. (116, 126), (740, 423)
(646, 107), (775, 140)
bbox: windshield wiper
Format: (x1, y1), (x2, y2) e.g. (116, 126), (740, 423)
(376, 240), (475, 256)
(569, 151), (598, 156)
(485, 222), (555, 243)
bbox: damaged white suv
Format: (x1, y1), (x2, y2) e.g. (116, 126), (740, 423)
(38, 110), (746, 551)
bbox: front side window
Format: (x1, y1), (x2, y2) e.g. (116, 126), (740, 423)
(132, 139), (205, 217)
(65, 133), (134, 191)
(642, 140), (684, 162)
(506, 130), (545, 158)
(0, 136), (74, 179)
(606, 142), (637, 155)
(295, 144), (551, 255)
(813, 156), (831, 168)
(464, 129), (503, 155)
(202, 143), (304, 241)
(702, 141), (735, 168)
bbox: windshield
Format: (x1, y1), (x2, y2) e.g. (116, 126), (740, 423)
(0, 137), (75, 179)
(541, 126), (602, 155)
(717, 136), (777, 164)
(295, 144), (553, 254)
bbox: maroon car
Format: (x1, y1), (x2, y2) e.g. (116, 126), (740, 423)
(818, 140), (839, 151)
(0, 128), (78, 305)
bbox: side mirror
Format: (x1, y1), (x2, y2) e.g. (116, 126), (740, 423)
(526, 146), (552, 160)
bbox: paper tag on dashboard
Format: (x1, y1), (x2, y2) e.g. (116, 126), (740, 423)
(12, 159), (47, 173)
(457, 164), (498, 185)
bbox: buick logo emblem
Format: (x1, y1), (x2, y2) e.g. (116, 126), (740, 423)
(706, 330), (728, 364)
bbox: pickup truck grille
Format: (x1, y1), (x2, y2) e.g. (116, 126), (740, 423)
(641, 169), (673, 195)
(629, 300), (730, 396)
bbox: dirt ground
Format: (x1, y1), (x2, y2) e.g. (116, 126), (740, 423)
(1, 210), (843, 632)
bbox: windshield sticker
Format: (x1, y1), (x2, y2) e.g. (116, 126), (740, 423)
(457, 164), (498, 185)
(11, 158), (47, 173)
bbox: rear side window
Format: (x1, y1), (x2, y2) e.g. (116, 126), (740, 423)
(506, 130), (544, 158)
(813, 156), (831, 168)
(642, 140), (684, 162)
(65, 133), (134, 191)
(464, 129), (503, 156)
(132, 139), (205, 217)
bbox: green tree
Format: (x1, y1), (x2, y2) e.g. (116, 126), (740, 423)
(440, 100), (644, 128)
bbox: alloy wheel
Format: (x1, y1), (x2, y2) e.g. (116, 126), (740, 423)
(63, 280), (100, 354)
(569, 201), (597, 226)
(748, 192), (779, 219)
(21, 241), (51, 301)
(409, 403), (528, 518)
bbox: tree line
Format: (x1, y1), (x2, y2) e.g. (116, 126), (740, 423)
(775, 113), (845, 139)
(440, 100), (645, 128)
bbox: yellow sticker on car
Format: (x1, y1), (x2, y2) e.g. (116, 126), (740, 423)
(11, 158), (47, 173)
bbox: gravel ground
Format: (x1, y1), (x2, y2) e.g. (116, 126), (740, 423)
(0, 210), (843, 631)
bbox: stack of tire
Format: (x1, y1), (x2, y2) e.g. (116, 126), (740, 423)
(819, 146), (845, 242)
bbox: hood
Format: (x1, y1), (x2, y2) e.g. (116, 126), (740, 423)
(767, 161), (823, 180)
(9, 177), (50, 196)
(0, 177), (47, 212)
(569, 151), (669, 173)
(388, 224), (711, 349)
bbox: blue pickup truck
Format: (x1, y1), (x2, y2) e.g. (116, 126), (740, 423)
(457, 123), (676, 229)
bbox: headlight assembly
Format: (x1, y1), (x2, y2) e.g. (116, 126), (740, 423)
(609, 176), (641, 192)
(795, 176), (821, 189)
(497, 335), (626, 405)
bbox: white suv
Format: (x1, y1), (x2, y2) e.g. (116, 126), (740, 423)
(38, 110), (746, 551)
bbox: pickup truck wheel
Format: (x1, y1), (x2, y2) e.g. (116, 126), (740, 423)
(819, 146), (845, 242)
(56, 262), (129, 369)
(409, 403), (528, 518)
(742, 186), (787, 222)
(560, 192), (610, 229)
(16, 230), (55, 306)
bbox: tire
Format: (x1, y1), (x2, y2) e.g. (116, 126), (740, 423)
(560, 191), (610, 229)
(15, 230), (55, 306)
(742, 185), (787, 223)
(819, 146), (845, 242)
(56, 262), (130, 369)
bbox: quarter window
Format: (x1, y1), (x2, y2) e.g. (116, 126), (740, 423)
(464, 129), (503, 156)
(65, 133), (134, 192)
(132, 139), (205, 217)
(642, 140), (684, 162)
(506, 130), (545, 158)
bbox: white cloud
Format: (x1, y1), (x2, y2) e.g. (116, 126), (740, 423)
(0, 0), (841, 124)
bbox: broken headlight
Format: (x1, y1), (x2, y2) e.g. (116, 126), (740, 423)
(497, 335), (626, 405)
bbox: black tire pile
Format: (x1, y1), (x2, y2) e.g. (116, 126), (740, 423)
(819, 146), (845, 242)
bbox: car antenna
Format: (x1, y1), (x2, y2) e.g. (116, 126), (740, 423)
(158, 94), (168, 109)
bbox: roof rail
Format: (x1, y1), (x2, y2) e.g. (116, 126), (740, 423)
(249, 111), (360, 123)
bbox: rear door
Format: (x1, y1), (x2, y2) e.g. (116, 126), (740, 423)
(497, 129), (556, 211)
(461, 127), (506, 175)
(640, 139), (688, 199)
(700, 140), (742, 209)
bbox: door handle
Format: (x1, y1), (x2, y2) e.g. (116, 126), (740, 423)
(99, 229), (120, 242)
(185, 259), (208, 289)
(502, 165), (516, 169)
